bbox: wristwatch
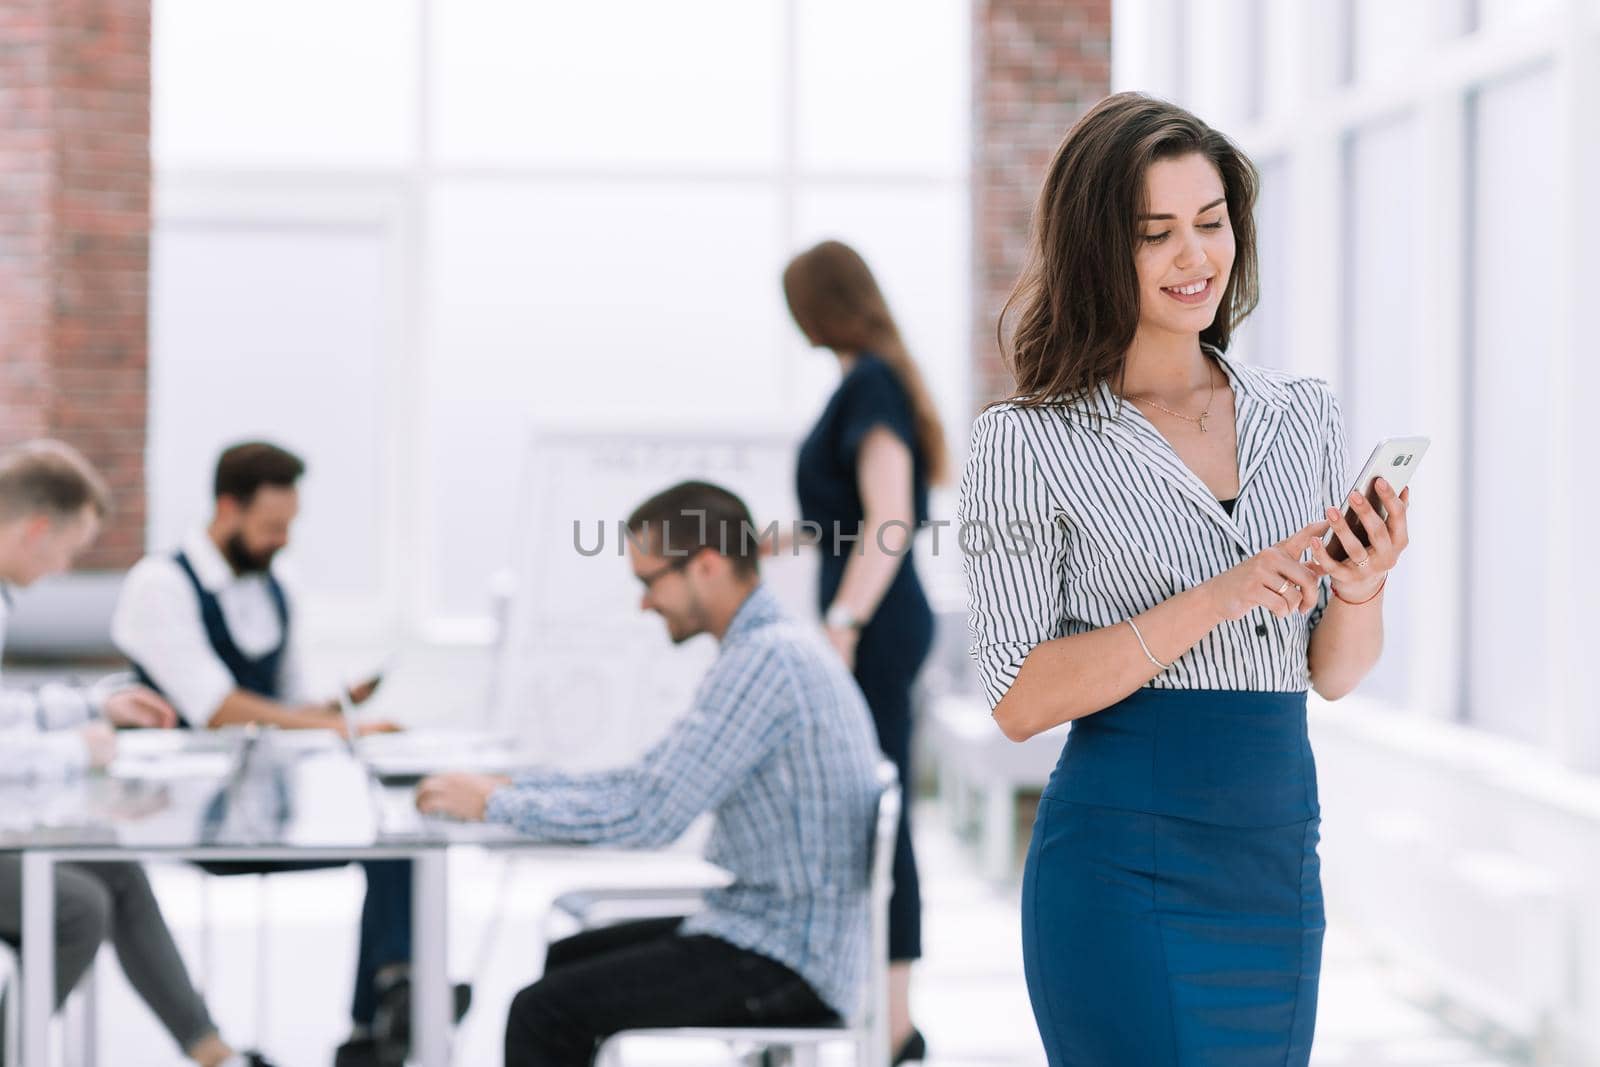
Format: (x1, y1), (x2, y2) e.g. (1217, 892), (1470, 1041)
(824, 603), (864, 630)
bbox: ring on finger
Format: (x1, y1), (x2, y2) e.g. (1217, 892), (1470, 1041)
(1276, 579), (1291, 595)
(1355, 555), (1371, 568)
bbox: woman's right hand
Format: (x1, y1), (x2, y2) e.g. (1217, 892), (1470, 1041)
(1204, 520), (1332, 621)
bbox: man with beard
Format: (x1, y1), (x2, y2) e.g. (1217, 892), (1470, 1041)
(112, 441), (390, 731)
(111, 441), (426, 1067)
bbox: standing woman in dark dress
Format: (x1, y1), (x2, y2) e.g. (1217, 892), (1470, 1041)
(959, 93), (1414, 1065)
(784, 240), (948, 1065)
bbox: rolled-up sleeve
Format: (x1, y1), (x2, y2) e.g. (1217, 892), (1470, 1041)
(956, 409), (1071, 709)
(1307, 385), (1348, 634)
(111, 561), (237, 727)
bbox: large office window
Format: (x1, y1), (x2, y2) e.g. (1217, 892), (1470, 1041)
(431, 2), (783, 169)
(1575, 42), (1600, 770)
(149, 224), (392, 604)
(1478, 0), (1561, 29)
(1464, 65), (1559, 744)
(1348, 0), (1475, 86)
(1182, 0), (1255, 130)
(152, 0), (972, 633)
(1239, 156), (1290, 371)
(153, 0), (417, 167)
(1342, 115), (1423, 707)
(420, 180), (790, 615)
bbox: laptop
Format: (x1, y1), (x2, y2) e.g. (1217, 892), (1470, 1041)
(333, 688), (528, 785)
(332, 686), (428, 836)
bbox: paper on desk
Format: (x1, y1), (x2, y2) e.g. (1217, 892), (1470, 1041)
(358, 729), (528, 778)
(109, 752), (234, 780)
(114, 731), (202, 756)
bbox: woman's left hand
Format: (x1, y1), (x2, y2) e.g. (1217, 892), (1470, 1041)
(1308, 478), (1411, 601)
(824, 625), (859, 672)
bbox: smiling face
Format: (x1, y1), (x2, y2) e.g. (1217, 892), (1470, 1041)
(628, 540), (710, 645)
(1133, 152), (1236, 342)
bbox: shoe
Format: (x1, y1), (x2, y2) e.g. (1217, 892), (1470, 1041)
(332, 1037), (380, 1067)
(370, 974), (473, 1067)
(892, 1027), (927, 1065)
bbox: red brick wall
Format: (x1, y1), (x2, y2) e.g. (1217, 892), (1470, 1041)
(972, 0), (1112, 409)
(0, 0), (151, 568)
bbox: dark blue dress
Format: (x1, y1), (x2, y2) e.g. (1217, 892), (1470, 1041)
(796, 353), (934, 962)
(1021, 499), (1314, 1063)
(1019, 493), (1322, 1065)
(1022, 687), (1323, 1066)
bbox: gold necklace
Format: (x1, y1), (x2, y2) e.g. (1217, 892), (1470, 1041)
(1124, 363), (1219, 433)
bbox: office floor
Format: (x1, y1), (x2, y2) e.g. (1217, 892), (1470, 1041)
(78, 801), (1530, 1067)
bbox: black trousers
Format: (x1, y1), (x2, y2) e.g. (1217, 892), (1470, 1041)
(505, 919), (835, 1067)
(853, 583), (934, 962)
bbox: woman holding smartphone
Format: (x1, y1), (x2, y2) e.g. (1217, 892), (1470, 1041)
(784, 240), (948, 1064)
(957, 93), (1412, 1065)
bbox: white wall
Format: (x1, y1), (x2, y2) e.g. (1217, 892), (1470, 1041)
(149, 0), (972, 643)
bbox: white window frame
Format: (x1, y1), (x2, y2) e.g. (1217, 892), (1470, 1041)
(1114, 0), (1594, 768)
(152, 0), (973, 645)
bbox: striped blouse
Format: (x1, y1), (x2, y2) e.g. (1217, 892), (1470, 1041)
(958, 347), (1348, 707)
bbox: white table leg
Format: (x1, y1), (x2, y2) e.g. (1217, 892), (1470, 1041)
(253, 875), (270, 1050)
(411, 851), (450, 1067)
(80, 959), (97, 1067)
(945, 772), (970, 834)
(21, 851), (55, 1067)
(63, 960), (96, 1067)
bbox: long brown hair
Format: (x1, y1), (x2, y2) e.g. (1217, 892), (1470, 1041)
(998, 92), (1260, 408)
(783, 240), (950, 484)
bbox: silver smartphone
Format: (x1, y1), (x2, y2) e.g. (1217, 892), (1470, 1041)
(1324, 435), (1430, 562)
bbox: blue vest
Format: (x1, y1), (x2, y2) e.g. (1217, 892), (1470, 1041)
(132, 550), (290, 711)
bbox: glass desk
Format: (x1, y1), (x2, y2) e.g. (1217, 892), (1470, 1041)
(0, 727), (529, 1067)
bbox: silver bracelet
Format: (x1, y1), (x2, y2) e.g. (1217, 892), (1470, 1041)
(1126, 618), (1171, 671)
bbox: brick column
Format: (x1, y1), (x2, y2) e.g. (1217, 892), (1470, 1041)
(0, 0), (151, 568)
(972, 0), (1112, 409)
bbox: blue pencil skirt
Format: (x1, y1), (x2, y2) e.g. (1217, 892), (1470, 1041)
(1021, 688), (1324, 1066)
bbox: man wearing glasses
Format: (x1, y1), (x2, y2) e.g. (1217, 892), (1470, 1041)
(416, 480), (885, 1067)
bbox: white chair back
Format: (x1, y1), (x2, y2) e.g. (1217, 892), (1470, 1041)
(0, 941), (18, 1067)
(594, 759), (903, 1067)
(861, 760), (903, 1067)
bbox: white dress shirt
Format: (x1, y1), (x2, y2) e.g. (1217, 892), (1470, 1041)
(958, 347), (1348, 707)
(0, 589), (122, 778)
(111, 528), (316, 726)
